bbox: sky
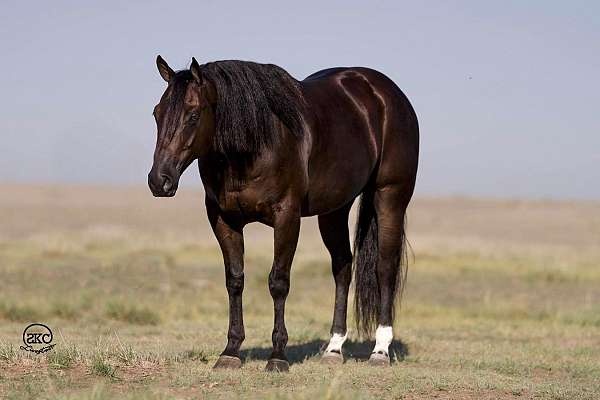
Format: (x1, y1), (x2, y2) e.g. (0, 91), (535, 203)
(1, 1), (598, 199)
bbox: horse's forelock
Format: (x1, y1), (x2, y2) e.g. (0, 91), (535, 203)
(161, 71), (193, 141)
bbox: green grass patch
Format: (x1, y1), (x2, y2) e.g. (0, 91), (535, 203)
(90, 357), (118, 379)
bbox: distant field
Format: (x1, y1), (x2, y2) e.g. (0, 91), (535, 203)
(0, 185), (599, 399)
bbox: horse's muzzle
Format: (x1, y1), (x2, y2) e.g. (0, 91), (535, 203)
(148, 167), (179, 197)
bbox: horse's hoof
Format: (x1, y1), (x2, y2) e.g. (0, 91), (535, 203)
(265, 358), (289, 372)
(368, 351), (390, 367)
(321, 351), (344, 365)
(213, 355), (242, 369)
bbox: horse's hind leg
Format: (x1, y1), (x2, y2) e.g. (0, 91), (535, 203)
(370, 186), (409, 366)
(318, 202), (354, 364)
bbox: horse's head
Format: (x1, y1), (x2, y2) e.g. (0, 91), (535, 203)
(148, 56), (215, 197)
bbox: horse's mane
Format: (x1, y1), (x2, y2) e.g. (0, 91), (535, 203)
(167, 61), (305, 156)
(202, 60), (305, 155)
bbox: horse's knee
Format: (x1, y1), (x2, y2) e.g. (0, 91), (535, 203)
(226, 270), (244, 295)
(268, 271), (290, 298)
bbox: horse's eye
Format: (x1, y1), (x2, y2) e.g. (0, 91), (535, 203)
(189, 112), (199, 122)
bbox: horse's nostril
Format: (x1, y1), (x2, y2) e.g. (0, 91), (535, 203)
(161, 174), (173, 192)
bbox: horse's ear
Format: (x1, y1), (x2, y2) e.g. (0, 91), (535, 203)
(156, 55), (174, 82)
(190, 57), (203, 83)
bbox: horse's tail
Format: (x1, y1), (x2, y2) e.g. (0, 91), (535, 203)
(353, 185), (408, 337)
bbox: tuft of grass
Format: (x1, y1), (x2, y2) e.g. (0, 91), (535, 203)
(116, 344), (136, 365)
(180, 348), (209, 363)
(105, 302), (160, 326)
(91, 357), (118, 379)
(0, 342), (16, 362)
(47, 345), (79, 369)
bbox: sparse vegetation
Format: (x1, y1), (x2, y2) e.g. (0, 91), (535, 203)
(0, 303), (41, 322)
(0, 185), (598, 399)
(105, 302), (161, 326)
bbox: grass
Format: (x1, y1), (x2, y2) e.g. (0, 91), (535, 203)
(47, 345), (79, 369)
(91, 356), (118, 379)
(0, 303), (41, 322)
(0, 185), (599, 399)
(105, 302), (161, 326)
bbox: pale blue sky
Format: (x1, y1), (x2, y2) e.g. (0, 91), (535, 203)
(1, 1), (598, 199)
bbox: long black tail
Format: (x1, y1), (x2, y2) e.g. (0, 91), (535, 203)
(353, 186), (408, 337)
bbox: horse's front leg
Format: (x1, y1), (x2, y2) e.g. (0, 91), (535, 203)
(265, 201), (301, 372)
(206, 198), (246, 369)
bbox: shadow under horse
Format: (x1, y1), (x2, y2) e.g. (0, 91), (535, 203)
(241, 339), (409, 365)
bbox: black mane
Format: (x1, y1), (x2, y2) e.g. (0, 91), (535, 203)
(194, 60), (305, 155)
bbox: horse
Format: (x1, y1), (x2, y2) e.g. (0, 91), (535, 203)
(148, 55), (419, 372)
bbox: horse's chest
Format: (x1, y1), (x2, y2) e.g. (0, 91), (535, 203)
(205, 178), (274, 222)
(221, 189), (259, 214)
(199, 152), (297, 223)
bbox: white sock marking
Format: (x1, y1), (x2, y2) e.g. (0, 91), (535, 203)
(325, 332), (347, 353)
(373, 325), (393, 354)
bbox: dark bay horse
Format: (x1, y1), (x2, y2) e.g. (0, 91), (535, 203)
(148, 56), (419, 371)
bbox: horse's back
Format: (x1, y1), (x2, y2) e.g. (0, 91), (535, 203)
(301, 66), (418, 151)
(302, 67), (349, 81)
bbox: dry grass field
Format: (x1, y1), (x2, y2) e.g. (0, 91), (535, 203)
(0, 184), (599, 399)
